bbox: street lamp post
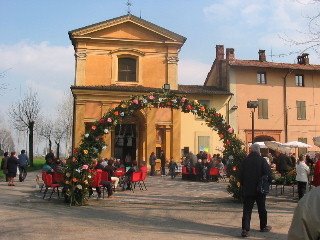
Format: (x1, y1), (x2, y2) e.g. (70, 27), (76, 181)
(247, 100), (259, 143)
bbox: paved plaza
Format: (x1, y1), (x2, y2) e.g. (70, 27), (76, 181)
(0, 171), (297, 240)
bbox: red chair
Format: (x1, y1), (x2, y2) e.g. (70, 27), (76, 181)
(114, 168), (125, 177)
(90, 169), (104, 197)
(140, 166), (147, 173)
(182, 166), (189, 180)
(42, 172), (60, 199)
(100, 171), (111, 198)
(39, 171), (46, 192)
(130, 171), (142, 193)
(209, 167), (219, 181)
(52, 172), (64, 184)
(140, 171), (148, 190)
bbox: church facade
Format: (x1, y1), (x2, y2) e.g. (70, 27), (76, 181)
(69, 14), (231, 163)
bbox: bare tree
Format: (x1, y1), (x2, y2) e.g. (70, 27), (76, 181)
(53, 119), (65, 159)
(282, 1), (320, 56)
(0, 128), (15, 153)
(9, 90), (40, 166)
(57, 93), (73, 156)
(38, 117), (54, 152)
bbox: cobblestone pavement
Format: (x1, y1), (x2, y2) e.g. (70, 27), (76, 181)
(0, 172), (298, 240)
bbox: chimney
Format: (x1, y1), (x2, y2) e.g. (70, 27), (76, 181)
(258, 50), (266, 62)
(216, 45), (225, 60)
(226, 48), (235, 61)
(297, 53), (309, 65)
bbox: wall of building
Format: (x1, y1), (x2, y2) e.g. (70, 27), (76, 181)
(230, 66), (320, 151)
(180, 95), (228, 155)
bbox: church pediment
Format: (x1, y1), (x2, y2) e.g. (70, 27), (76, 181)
(69, 14), (186, 44)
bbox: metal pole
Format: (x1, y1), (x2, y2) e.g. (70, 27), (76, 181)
(252, 109), (255, 143)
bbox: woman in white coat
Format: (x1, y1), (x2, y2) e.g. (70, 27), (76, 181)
(295, 155), (310, 200)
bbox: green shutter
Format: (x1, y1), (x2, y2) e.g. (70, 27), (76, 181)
(262, 99), (268, 119)
(297, 101), (306, 120)
(258, 99), (268, 119)
(296, 101), (301, 119)
(258, 99), (263, 119)
(301, 101), (306, 120)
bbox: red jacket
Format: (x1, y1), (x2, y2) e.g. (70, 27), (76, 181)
(313, 160), (320, 187)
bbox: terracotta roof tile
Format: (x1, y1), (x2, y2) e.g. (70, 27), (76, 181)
(229, 59), (320, 71)
(71, 84), (231, 95)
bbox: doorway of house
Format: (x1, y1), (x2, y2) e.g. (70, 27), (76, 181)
(114, 124), (136, 164)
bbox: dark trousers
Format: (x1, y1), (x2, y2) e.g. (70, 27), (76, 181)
(161, 165), (166, 176)
(242, 194), (267, 231)
(19, 166), (27, 182)
(297, 181), (307, 199)
(150, 165), (155, 176)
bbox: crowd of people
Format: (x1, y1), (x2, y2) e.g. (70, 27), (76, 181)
(261, 150), (320, 199)
(148, 150), (226, 181)
(41, 150), (146, 198)
(1, 150), (29, 186)
(181, 151), (225, 181)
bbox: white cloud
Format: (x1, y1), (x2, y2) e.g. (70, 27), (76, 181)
(202, 0), (320, 62)
(0, 41), (74, 115)
(203, 0), (241, 21)
(178, 59), (211, 85)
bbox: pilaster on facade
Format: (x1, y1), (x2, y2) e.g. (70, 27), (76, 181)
(75, 49), (87, 85)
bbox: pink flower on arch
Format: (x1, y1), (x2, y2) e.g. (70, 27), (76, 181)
(181, 97), (187, 103)
(82, 165), (89, 170)
(148, 95), (155, 100)
(228, 127), (234, 134)
(107, 118), (112, 123)
(132, 99), (139, 104)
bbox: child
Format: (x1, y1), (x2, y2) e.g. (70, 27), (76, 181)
(168, 158), (178, 179)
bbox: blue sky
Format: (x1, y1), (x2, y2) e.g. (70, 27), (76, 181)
(0, 0), (319, 119)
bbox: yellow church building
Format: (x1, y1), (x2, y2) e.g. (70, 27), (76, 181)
(69, 14), (231, 163)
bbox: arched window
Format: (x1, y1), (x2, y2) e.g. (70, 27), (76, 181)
(118, 57), (137, 82)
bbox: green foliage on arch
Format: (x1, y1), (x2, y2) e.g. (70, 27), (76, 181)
(64, 91), (245, 205)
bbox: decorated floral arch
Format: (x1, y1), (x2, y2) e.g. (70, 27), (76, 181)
(64, 91), (246, 205)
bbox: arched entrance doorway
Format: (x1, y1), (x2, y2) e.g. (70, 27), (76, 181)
(253, 135), (275, 142)
(113, 110), (146, 166)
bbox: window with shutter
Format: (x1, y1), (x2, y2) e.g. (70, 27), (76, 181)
(295, 75), (304, 87)
(257, 72), (267, 84)
(296, 101), (306, 120)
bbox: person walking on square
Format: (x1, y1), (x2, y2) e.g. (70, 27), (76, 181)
(18, 149), (29, 182)
(160, 150), (166, 176)
(295, 155), (310, 199)
(1, 152), (9, 182)
(168, 158), (178, 179)
(149, 152), (156, 176)
(240, 143), (272, 238)
(6, 152), (19, 186)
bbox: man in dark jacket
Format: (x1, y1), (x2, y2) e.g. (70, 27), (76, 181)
(240, 143), (272, 237)
(18, 150), (29, 182)
(160, 150), (166, 176)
